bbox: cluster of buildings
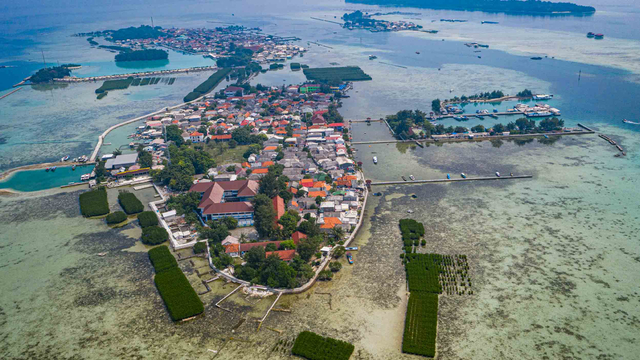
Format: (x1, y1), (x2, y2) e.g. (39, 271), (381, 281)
(108, 26), (306, 64)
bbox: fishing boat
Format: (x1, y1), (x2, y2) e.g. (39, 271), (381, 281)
(45, 167), (50, 172)
(415, 51), (420, 54)
(525, 111), (553, 118)
(477, 56), (482, 59)
(493, 109), (499, 113)
(369, 55), (377, 60)
(461, 173), (467, 178)
(72, 165), (76, 170)
(373, 156), (378, 164)
(532, 94), (553, 100)
(345, 247), (358, 251)
(61, 155), (69, 162)
(594, 33), (604, 40)
(50, 166), (57, 171)
(623, 119), (640, 125)
(401, 176), (407, 181)
(587, 32), (595, 38)
(346, 252), (354, 264)
(80, 174), (91, 181)
(447, 174), (451, 179)
(475, 115), (484, 119)
(530, 57), (543, 60)
(409, 175), (415, 181)
(496, 172), (500, 177)
(373, 192), (383, 196)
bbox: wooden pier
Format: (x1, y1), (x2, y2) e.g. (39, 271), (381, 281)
(0, 87), (22, 100)
(370, 175), (532, 186)
(599, 134), (626, 156)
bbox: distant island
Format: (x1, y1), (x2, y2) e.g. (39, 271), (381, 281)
(345, 0), (596, 16)
(29, 65), (78, 83)
(109, 25), (164, 41)
(115, 49), (168, 62)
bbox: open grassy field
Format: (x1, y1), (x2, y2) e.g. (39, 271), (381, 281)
(195, 143), (250, 165)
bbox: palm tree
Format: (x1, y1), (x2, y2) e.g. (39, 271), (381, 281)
(331, 227), (345, 240)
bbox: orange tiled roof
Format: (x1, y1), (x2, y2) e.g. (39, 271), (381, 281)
(252, 168), (268, 174)
(264, 146), (278, 151)
(320, 217), (342, 229)
(308, 191), (326, 198)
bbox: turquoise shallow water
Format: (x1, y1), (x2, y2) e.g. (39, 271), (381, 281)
(0, 165), (94, 192)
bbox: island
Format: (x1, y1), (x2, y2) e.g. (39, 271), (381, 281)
(114, 49), (168, 62)
(345, 0), (596, 16)
(28, 65), (73, 83)
(342, 10), (423, 32)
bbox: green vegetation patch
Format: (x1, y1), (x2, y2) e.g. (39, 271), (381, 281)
(110, 25), (163, 41)
(98, 45), (132, 52)
(79, 186), (110, 217)
(148, 245), (178, 273)
(141, 226), (169, 245)
(95, 77), (133, 94)
(131, 78), (141, 86)
(184, 68), (233, 102)
(106, 211), (127, 225)
(290, 62), (301, 70)
(29, 66), (72, 84)
(303, 66), (372, 84)
(291, 331), (355, 360)
(402, 293), (439, 357)
(118, 191), (144, 214)
(115, 49), (168, 62)
(153, 267), (204, 321)
(137, 211), (159, 228)
(96, 92), (108, 100)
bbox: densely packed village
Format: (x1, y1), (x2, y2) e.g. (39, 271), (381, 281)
(97, 80), (366, 288)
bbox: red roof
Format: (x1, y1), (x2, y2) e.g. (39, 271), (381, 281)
(321, 217), (342, 229)
(299, 179), (314, 187)
(201, 201), (253, 215)
(266, 250), (296, 262)
(240, 240), (284, 252)
(252, 168), (268, 174)
(291, 231), (307, 245)
(190, 131), (204, 136)
(328, 123), (345, 127)
(210, 134), (232, 140)
(273, 195), (285, 221)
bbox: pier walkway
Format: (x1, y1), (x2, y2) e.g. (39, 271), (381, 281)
(53, 65), (217, 83)
(370, 175), (532, 186)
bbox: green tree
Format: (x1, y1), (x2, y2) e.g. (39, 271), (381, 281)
(222, 216), (238, 230)
(329, 261), (342, 272)
(165, 125), (184, 146)
(246, 246), (266, 269)
(138, 150), (153, 168)
(252, 194), (275, 238)
(265, 243), (277, 251)
(297, 235), (323, 261)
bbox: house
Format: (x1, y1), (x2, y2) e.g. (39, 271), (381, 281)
(190, 131), (205, 143)
(291, 231), (307, 245)
(225, 86), (244, 97)
(266, 249), (296, 262)
(210, 134), (232, 141)
(222, 235), (240, 257)
(189, 180), (259, 226)
(319, 217), (342, 232)
(273, 195), (285, 227)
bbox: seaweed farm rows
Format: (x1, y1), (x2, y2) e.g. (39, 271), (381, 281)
(398, 219), (473, 357)
(95, 76), (176, 99)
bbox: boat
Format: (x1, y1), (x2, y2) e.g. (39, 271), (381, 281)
(477, 56), (482, 59)
(346, 252), (353, 264)
(532, 94), (553, 100)
(416, 51), (420, 54)
(475, 115), (484, 119)
(407, 209), (413, 214)
(401, 176), (407, 181)
(530, 57), (543, 60)
(61, 156), (69, 162)
(409, 175), (415, 181)
(595, 33), (604, 39)
(345, 247), (358, 251)
(373, 156), (378, 164)
(373, 192), (383, 196)
(45, 167), (50, 172)
(461, 173), (467, 178)
(525, 111), (553, 118)
(489, 114), (498, 119)
(496, 172), (500, 177)
(50, 166), (57, 171)
(482, 21), (499, 24)
(369, 55), (377, 60)
(587, 32), (595, 38)
(623, 119), (640, 125)
(80, 174), (91, 181)
(447, 174), (451, 179)
(493, 109), (499, 113)
(72, 165), (76, 170)
(544, 134), (549, 139)
(97, 252), (108, 257)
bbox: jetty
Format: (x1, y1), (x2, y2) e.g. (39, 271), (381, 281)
(370, 175), (532, 186)
(53, 65), (217, 83)
(215, 285), (245, 312)
(599, 134), (626, 156)
(310, 17), (343, 25)
(0, 87), (22, 100)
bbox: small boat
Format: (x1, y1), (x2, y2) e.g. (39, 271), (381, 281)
(373, 192), (383, 196)
(369, 55), (377, 60)
(544, 134), (549, 139)
(72, 165), (76, 170)
(407, 209), (413, 214)
(510, 172), (514, 177)
(416, 51), (420, 54)
(61, 156), (69, 162)
(373, 156), (378, 164)
(594, 33), (604, 39)
(409, 175), (415, 181)
(587, 32), (595, 38)
(475, 115), (484, 119)
(477, 56), (482, 59)
(345, 247), (358, 251)
(401, 176), (407, 181)
(623, 119), (640, 125)
(532, 94), (553, 100)
(45, 167), (50, 172)
(97, 252), (108, 257)
(496, 172), (500, 177)
(50, 166), (57, 171)
(493, 109), (499, 113)
(447, 174), (451, 179)
(346, 252), (353, 264)
(530, 57), (543, 60)
(461, 173), (467, 178)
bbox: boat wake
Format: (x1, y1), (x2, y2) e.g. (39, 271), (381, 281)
(623, 119), (640, 125)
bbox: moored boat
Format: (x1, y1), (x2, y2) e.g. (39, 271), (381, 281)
(50, 166), (57, 171)
(346, 252), (353, 264)
(587, 32), (595, 38)
(409, 175), (415, 181)
(401, 176), (407, 181)
(373, 156), (378, 164)
(594, 33), (604, 39)
(447, 173), (451, 179)
(461, 173), (467, 178)
(72, 165), (76, 170)
(496, 172), (500, 177)
(45, 167), (50, 172)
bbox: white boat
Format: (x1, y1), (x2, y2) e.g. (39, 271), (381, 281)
(373, 156), (378, 164)
(496, 172), (500, 177)
(81, 174), (91, 181)
(532, 94), (553, 100)
(525, 111), (553, 118)
(409, 175), (415, 181)
(623, 119), (640, 125)
(461, 173), (467, 178)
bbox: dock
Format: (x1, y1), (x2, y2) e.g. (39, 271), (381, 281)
(307, 41), (333, 49)
(0, 87), (22, 100)
(53, 65), (217, 83)
(599, 134), (626, 156)
(370, 175), (532, 186)
(257, 292), (283, 332)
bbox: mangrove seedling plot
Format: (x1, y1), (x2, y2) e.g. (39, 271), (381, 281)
(183, 68), (232, 102)
(303, 66), (372, 83)
(79, 186), (110, 217)
(403, 293), (439, 357)
(405, 254), (472, 296)
(117, 191), (144, 214)
(148, 245), (204, 321)
(291, 331), (355, 360)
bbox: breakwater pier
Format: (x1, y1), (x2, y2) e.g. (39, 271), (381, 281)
(53, 66), (218, 83)
(369, 175), (532, 186)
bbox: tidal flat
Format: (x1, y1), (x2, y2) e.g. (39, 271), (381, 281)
(1, 122), (639, 359)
